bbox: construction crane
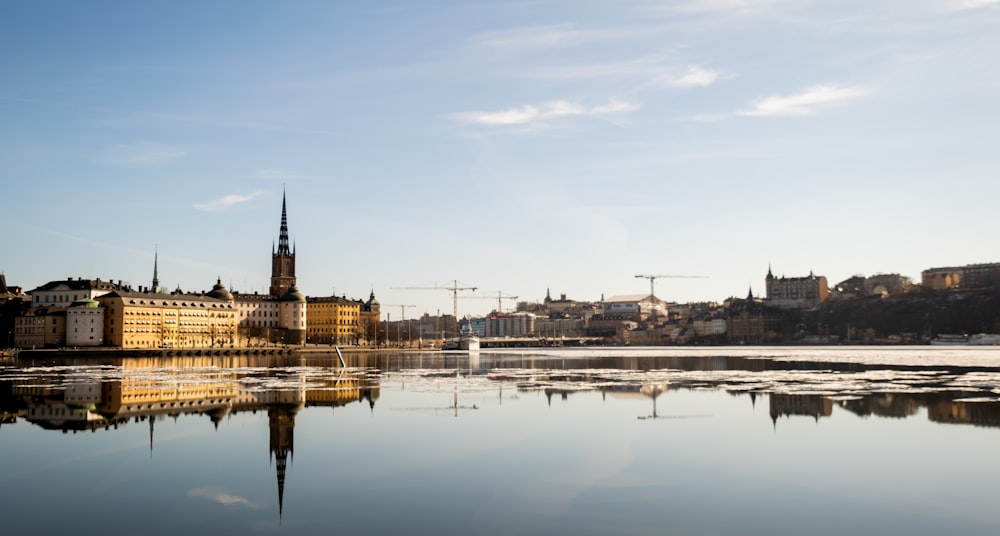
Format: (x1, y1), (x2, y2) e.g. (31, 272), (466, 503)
(634, 274), (708, 302)
(461, 291), (519, 313)
(383, 304), (416, 347)
(390, 280), (478, 336)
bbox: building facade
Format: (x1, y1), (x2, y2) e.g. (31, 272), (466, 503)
(66, 298), (105, 346)
(765, 267), (829, 310)
(922, 262), (1000, 290)
(306, 296), (360, 345)
(97, 289), (238, 349)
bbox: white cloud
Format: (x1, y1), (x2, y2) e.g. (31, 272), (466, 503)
(658, 66), (721, 88)
(106, 142), (187, 165)
(950, 0), (1000, 8)
(517, 54), (722, 90)
(738, 84), (870, 117)
(449, 99), (640, 127)
(474, 23), (643, 50)
(591, 99), (642, 114)
(673, 0), (786, 15)
(193, 190), (268, 212)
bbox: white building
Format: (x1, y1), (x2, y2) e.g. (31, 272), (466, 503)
(66, 298), (105, 346)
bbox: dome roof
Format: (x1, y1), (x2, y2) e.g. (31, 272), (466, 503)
(206, 278), (234, 301)
(280, 285), (306, 303)
(70, 298), (101, 308)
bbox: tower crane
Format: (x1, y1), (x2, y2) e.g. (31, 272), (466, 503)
(390, 280), (478, 337)
(461, 291), (519, 313)
(634, 274), (708, 302)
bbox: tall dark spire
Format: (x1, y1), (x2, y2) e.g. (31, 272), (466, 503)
(270, 189), (297, 297)
(152, 247), (161, 294)
(277, 190), (291, 256)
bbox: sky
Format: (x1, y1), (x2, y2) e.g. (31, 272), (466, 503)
(2, 0), (999, 318)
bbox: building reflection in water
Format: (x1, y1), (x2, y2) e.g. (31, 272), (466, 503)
(0, 355), (380, 520)
(491, 364), (1000, 430)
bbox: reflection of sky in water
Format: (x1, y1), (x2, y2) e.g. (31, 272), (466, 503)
(3, 348), (1000, 535)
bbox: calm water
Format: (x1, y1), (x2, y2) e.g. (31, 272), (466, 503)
(3, 347), (1000, 536)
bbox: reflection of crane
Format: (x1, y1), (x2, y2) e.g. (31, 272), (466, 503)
(391, 280), (478, 337)
(634, 274), (708, 301)
(383, 304), (415, 346)
(461, 291), (519, 313)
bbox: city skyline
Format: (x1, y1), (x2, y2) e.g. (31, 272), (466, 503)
(3, 1), (999, 317)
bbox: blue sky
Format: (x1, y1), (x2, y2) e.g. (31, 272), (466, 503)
(2, 0), (999, 318)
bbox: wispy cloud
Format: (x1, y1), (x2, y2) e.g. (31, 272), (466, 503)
(657, 66), (721, 88)
(672, 0), (786, 15)
(449, 99), (640, 127)
(951, 0), (1000, 9)
(105, 142), (188, 165)
(738, 84), (870, 117)
(473, 23), (645, 50)
(517, 54), (723, 89)
(193, 190), (268, 212)
(187, 487), (261, 509)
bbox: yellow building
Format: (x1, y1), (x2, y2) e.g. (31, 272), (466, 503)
(307, 296), (361, 345)
(97, 290), (238, 349)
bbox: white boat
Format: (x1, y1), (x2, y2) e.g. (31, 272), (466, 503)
(930, 334), (969, 345)
(459, 334), (480, 351)
(969, 333), (1000, 345)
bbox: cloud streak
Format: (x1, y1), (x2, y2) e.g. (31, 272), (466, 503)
(193, 191), (268, 212)
(738, 84), (870, 117)
(449, 99), (640, 127)
(473, 23), (644, 50)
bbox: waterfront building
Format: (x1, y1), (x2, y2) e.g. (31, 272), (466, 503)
(765, 266), (829, 310)
(359, 290), (381, 346)
(692, 317), (727, 337)
(485, 312), (536, 337)
(535, 316), (584, 338)
(231, 191), (306, 346)
(234, 293), (281, 345)
(603, 294), (667, 321)
(13, 309), (64, 349)
(27, 277), (125, 309)
(727, 288), (779, 344)
(66, 298), (105, 346)
(306, 295), (361, 345)
(97, 289), (237, 349)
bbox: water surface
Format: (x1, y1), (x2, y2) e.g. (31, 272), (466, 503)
(2, 347), (999, 535)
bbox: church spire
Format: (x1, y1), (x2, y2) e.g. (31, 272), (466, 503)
(277, 189), (291, 256)
(151, 247), (161, 293)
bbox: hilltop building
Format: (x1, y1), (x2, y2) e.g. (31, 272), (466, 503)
(765, 266), (829, 310)
(922, 262), (1000, 290)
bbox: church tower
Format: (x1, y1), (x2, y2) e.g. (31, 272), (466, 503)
(151, 247), (162, 294)
(270, 191), (296, 297)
